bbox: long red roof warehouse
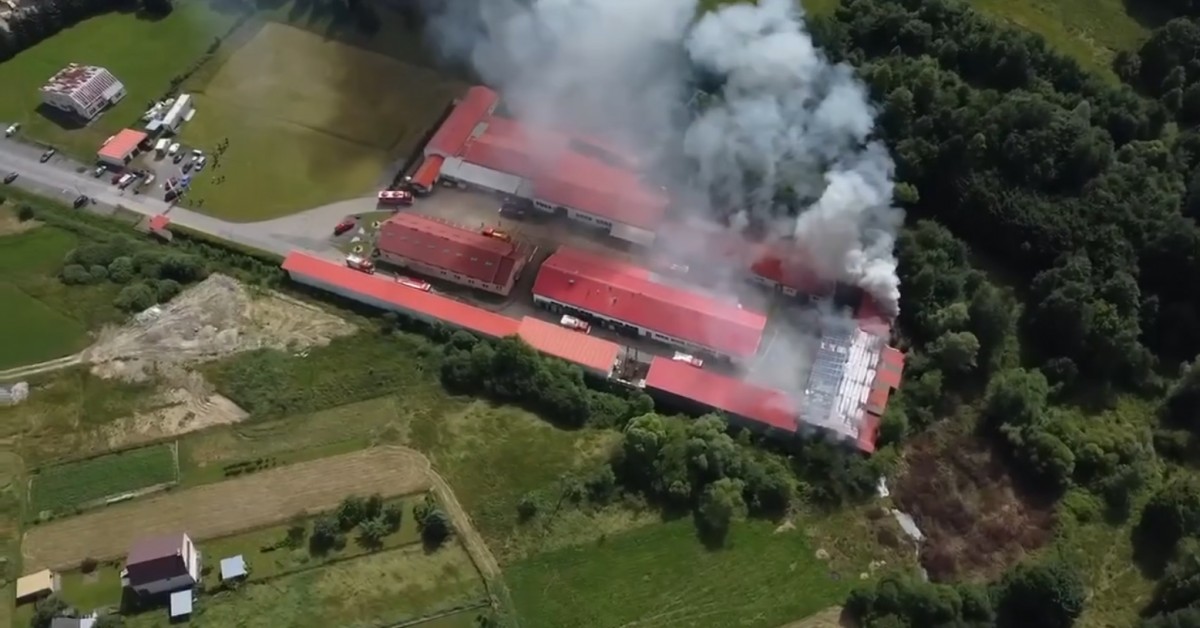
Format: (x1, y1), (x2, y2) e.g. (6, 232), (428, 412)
(533, 247), (767, 359)
(425, 86), (498, 158)
(644, 357), (798, 433)
(410, 155), (444, 190)
(377, 214), (525, 286)
(282, 252), (519, 338)
(516, 317), (621, 375)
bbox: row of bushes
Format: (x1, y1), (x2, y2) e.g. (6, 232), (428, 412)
(222, 456), (278, 477)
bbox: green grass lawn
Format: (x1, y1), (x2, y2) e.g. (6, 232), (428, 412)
(0, 3), (239, 157)
(506, 518), (856, 628)
(176, 11), (465, 221)
(0, 452), (27, 628)
(59, 563), (124, 614)
(0, 223), (94, 369)
(29, 443), (176, 520)
(125, 542), (485, 628)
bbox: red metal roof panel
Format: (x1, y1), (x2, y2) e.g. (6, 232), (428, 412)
(533, 247), (766, 359)
(856, 412), (881, 453)
(377, 213), (523, 286)
(148, 214), (170, 231)
(411, 155), (444, 189)
(425, 87), (498, 157)
(98, 129), (147, 161)
(282, 252), (519, 338)
(516, 316), (620, 375)
(644, 357), (797, 432)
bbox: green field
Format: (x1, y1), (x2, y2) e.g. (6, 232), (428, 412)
(29, 443), (177, 519)
(0, 222), (102, 369)
(177, 12), (465, 221)
(0, 2), (239, 157)
(125, 543), (485, 628)
(506, 518), (855, 628)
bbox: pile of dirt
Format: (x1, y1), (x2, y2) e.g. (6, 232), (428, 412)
(98, 365), (249, 450)
(893, 427), (1055, 582)
(85, 274), (355, 381)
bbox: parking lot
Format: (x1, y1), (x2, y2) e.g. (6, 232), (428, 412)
(87, 137), (220, 206)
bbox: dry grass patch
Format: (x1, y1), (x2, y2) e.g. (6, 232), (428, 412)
(23, 446), (431, 569)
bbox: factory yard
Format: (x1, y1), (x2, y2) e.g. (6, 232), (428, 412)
(22, 446), (432, 570)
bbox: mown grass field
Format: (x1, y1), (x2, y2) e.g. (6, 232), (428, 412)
(0, 221), (96, 369)
(178, 11), (465, 221)
(0, 452), (26, 628)
(124, 542), (485, 628)
(506, 518), (856, 628)
(0, 2), (240, 157)
(28, 443), (176, 520)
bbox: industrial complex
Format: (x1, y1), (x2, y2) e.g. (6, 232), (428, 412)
(294, 85), (905, 453)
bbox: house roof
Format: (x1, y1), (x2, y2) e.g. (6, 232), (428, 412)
(533, 247), (766, 359)
(283, 252), (520, 339)
(425, 86), (498, 157)
(750, 246), (831, 295)
(644, 357), (798, 432)
(97, 129), (147, 161)
(169, 590), (192, 617)
(516, 316), (620, 376)
(411, 155), (444, 189)
(376, 213), (524, 286)
(127, 533), (185, 566)
(16, 569), (54, 600)
(219, 555), (246, 581)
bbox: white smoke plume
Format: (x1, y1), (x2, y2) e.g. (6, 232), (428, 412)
(420, 0), (902, 314)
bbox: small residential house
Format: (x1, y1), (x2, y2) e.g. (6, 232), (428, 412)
(15, 569), (59, 603)
(123, 533), (200, 596)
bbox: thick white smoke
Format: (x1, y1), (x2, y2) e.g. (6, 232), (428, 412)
(420, 0), (902, 314)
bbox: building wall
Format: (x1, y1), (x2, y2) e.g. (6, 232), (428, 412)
(375, 250), (515, 296)
(532, 294), (739, 362)
(133, 573), (196, 597)
(288, 271), (444, 329)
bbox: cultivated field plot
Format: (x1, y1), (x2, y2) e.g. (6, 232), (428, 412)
(124, 543), (484, 628)
(0, 226), (92, 369)
(506, 519), (856, 628)
(29, 443), (177, 520)
(180, 21), (465, 220)
(23, 447), (432, 570)
(0, 3), (239, 155)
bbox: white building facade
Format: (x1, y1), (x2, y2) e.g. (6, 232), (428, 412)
(39, 64), (125, 120)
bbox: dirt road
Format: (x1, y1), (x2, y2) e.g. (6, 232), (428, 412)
(0, 353), (82, 381)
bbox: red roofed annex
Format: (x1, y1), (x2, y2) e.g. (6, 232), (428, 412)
(532, 246), (767, 361)
(376, 213), (529, 296)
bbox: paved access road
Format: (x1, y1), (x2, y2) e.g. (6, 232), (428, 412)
(0, 136), (368, 259)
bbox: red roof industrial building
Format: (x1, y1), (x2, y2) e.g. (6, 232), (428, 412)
(417, 85), (669, 244)
(532, 246), (767, 361)
(375, 213), (528, 296)
(282, 252), (619, 377)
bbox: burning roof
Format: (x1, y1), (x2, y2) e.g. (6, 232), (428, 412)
(533, 246), (766, 359)
(425, 86), (499, 158)
(377, 213), (525, 286)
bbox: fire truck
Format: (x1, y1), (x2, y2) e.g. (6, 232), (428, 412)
(482, 227), (512, 242)
(672, 352), (704, 368)
(377, 189), (414, 207)
(396, 276), (431, 292)
(559, 315), (591, 334)
(345, 254), (375, 274)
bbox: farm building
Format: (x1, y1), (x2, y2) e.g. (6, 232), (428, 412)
(15, 569), (59, 603)
(157, 94), (193, 134)
(375, 213), (530, 296)
(281, 252), (622, 378)
(123, 533), (200, 597)
(96, 129), (148, 167)
(39, 63), (125, 120)
(532, 246), (767, 362)
(420, 85), (669, 245)
(408, 155), (444, 194)
(644, 356), (799, 435)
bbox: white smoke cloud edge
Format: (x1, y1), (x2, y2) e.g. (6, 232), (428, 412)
(419, 0), (902, 316)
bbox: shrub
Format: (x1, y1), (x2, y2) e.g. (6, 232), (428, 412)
(382, 503), (403, 532)
(80, 557), (98, 573)
(17, 204), (33, 221)
(517, 493), (539, 522)
(310, 516), (340, 554)
(421, 509), (451, 548)
(107, 256), (135, 284)
(88, 264), (108, 282)
(337, 495), (367, 530)
(114, 282), (157, 312)
(60, 264), (92, 285)
(154, 278), (182, 302)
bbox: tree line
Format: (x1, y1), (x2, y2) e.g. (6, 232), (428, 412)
(0, 0), (170, 64)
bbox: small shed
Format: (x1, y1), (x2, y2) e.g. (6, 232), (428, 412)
(219, 555), (246, 582)
(16, 569), (59, 603)
(169, 589), (192, 621)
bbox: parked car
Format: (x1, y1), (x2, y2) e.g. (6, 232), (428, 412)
(498, 203), (526, 219)
(672, 352), (704, 368)
(117, 173), (136, 189)
(191, 148), (203, 158)
(181, 161), (193, 174)
(482, 227), (512, 242)
(2, 172), (17, 184)
(167, 142), (180, 156)
(72, 195), (89, 208)
(141, 173), (156, 186)
(39, 148), (55, 162)
(93, 165), (107, 178)
(559, 315), (591, 333)
(4, 123), (19, 137)
(333, 219), (356, 236)
(195, 156), (207, 171)
(172, 152), (184, 164)
(396, 276), (431, 292)
(112, 171), (124, 184)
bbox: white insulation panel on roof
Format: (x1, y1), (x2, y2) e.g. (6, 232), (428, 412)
(610, 223), (656, 246)
(442, 157), (525, 195)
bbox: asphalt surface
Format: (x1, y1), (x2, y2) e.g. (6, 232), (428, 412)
(0, 135), (357, 259)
